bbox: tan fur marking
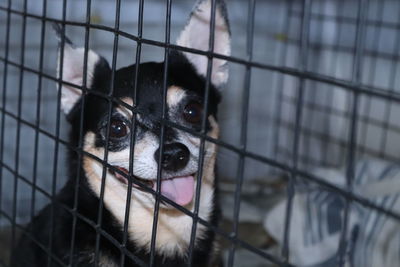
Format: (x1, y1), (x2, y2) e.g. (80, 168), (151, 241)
(187, 115), (219, 147)
(115, 97), (134, 119)
(167, 86), (186, 108)
(121, 97), (133, 107)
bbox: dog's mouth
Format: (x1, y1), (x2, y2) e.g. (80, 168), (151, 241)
(110, 167), (195, 206)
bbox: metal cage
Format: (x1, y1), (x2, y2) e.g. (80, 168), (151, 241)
(1, 0), (400, 266)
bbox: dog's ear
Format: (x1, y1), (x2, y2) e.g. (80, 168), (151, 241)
(53, 24), (105, 114)
(177, 0), (230, 88)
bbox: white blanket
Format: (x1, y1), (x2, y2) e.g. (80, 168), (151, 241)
(264, 158), (400, 267)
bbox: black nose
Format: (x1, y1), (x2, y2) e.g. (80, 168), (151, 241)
(154, 143), (190, 172)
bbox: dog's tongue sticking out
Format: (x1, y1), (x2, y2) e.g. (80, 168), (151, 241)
(153, 175), (194, 206)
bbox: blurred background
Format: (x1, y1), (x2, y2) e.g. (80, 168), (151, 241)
(1, 0), (400, 266)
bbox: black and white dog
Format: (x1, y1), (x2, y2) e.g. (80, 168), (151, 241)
(12, 0), (230, 266)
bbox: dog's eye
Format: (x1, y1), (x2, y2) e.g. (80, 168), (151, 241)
(183, 101), (203, 124)
(109, 119), (128, 138)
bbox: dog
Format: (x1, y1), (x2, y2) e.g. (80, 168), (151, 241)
(11, 0), (230, 266)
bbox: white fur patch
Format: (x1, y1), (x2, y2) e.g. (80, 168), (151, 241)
(57, 45), (100, 114)
(177, 0), (230, 87)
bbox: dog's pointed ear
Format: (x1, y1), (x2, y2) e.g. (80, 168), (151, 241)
(177, 0), (231, 88)
(53, 24), (105, 114)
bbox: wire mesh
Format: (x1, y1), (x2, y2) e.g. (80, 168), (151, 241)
(1, 0), (400, 267)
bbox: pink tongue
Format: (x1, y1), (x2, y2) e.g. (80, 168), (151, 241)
(153, 176), (194, 206)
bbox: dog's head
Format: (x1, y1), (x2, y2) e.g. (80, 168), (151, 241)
(56, 0), (230, 209)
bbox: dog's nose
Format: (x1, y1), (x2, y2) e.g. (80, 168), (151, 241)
(154, 143), (190, 172)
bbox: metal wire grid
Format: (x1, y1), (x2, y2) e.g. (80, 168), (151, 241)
(275, 0), (400, 170)
(1, 0), (400, 267)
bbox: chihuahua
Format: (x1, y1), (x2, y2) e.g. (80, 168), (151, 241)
(12, 0), (230, 266)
